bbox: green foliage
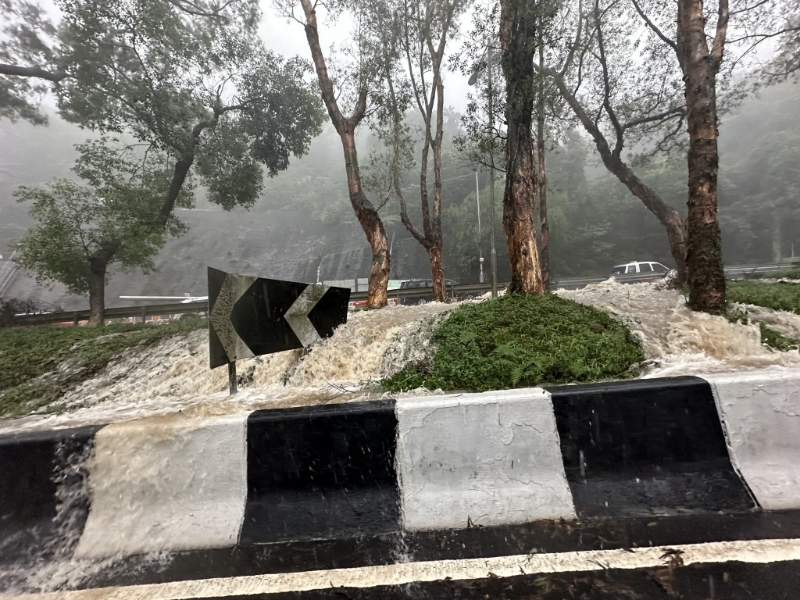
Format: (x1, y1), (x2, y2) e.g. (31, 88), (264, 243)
(3, 0), (324, 212)
(0, 0), (61, 124)
(727, 281), (800, 313)
(383, 294), (645, 392)
(0, 318), (206, 418)
(759, 324), (799, 352)
(14, 139), (181, 295)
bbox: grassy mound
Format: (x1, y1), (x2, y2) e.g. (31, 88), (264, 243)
(728, 280), (800, 313)
(382, 293), (644, 393)
(0, 315), (206, 419)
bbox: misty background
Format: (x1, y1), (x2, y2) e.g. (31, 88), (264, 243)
(0, 0), (798, 310)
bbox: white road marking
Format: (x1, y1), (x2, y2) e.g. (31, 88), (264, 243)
(4, 538), (800, 600)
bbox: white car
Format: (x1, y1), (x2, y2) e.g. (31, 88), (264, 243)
(611, 261), (670, 276)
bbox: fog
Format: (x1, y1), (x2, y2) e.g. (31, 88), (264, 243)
(0, 0), (798, 310)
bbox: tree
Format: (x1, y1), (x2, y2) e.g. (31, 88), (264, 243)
(277, 0), (393, 308)
(534, 0), (689, 280)
(371, 0), (462, 302)
(630, 0), (800, 310)
(2, 0), (324, 304)
(0, 0), (260, 124)
(499, 0), (544, 294)
(15, 140), (186, 325)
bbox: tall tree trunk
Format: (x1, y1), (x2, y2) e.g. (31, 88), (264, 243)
(500, 0), (544, 295)
(341, 130), (390, 308)
(87, 257), (108, 327)
(428, 243), (445, 301)
(537, 34), (549, 290)
(300, 0), (389, 308)
(678, 0), (726, 312)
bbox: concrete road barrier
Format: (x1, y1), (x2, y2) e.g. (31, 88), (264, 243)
(2, 372), (798, 564)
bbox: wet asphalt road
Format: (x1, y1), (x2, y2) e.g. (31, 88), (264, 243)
(3, 512), (800, 599)
(189, 560), (800, 600)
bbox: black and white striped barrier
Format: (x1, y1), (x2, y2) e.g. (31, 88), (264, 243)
(1, 373), (799, 562)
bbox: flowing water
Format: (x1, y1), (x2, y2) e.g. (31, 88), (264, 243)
(4, 282), (800, 433)
(0, 302), (457, 434)
(556, 279), (800, 377)
(2, 282), (800, 593)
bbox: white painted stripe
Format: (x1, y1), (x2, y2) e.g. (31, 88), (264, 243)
(5, 538), (800, 600)
(75, 414), (248, 558)
(395, 388), (576, 530)
(706, 371), (800, 510)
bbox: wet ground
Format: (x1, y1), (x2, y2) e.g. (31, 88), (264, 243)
(2, 280), (799, 432)
(4, 509), (800, 596)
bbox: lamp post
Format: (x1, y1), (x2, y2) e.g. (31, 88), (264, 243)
(468, 45), (498, 299)
(475, 170), (485, 284)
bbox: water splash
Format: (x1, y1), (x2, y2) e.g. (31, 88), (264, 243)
(556, 279), (800, 377)
(0, 303), (459, 433)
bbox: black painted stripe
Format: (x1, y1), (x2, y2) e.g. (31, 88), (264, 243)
(240, 400), (400, 545)
(546, 377), (756, 517)
(0, 426), (100, 565)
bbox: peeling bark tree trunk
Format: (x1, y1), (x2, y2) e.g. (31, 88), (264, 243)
(87, 256), (108, 327)
(342, 130), (390, 307)
(678, 0), (726, 312)
(500, 0), (544, 295)
(300, 0), (389, 308)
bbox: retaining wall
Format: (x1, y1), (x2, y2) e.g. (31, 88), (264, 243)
(2, 372), (799, 562)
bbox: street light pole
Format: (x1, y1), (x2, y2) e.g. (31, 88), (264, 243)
(487, 45), (498, 299)
(475, 170), (484, 283)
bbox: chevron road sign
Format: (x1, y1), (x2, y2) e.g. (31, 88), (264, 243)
(207, 267), (350, 370)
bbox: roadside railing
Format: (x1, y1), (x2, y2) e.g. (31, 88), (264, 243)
(9, 262), (797, 327)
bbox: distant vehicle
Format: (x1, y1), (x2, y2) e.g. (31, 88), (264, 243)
(399, 278), (459, 289)
(611, 261), (669, 276)
(611, 261), (670, 283)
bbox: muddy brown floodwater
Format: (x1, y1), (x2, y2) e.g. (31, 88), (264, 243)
(1, 280), (799, 433)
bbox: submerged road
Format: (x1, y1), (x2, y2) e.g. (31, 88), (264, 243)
(3, 539), (800, 599)
(3, 512), (800, 599)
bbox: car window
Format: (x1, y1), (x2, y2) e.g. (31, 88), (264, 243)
(641, 263), (653, 272)
(626, 264), (638, 274)
(612, 266), (626, 275)
(652, 263), (668, 272)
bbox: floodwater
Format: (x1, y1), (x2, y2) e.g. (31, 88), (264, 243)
(0, 302), (456, 433)
(1, 280), (800, 433)
(2, 280), (800, 594)
(556, 279), (800, 377)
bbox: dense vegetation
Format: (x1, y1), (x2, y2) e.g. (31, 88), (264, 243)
(728, 281), (800, 314)
(383, 294), (645, 392)
(0, 317), (206, 418)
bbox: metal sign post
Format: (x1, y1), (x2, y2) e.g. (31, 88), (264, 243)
(228, 362), (237, 395)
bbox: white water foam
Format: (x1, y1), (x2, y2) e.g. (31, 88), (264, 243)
(556, 279), (800, 377)
(0, 303), (457, 433)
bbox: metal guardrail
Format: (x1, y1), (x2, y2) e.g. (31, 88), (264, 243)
(9, 262), (798, 327)
(11, 301), (209, 326)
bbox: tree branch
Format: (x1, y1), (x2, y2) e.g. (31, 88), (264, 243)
(630, 0), (678, 53)
(0, 62), (68, 83)
(622, 105), (686, 130)
(710, 0), (729, 69)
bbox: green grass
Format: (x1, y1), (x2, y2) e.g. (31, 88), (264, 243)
(382, 293), (645, 393)
(727, 280), (800, 313)
(0, 315), (206, 419)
